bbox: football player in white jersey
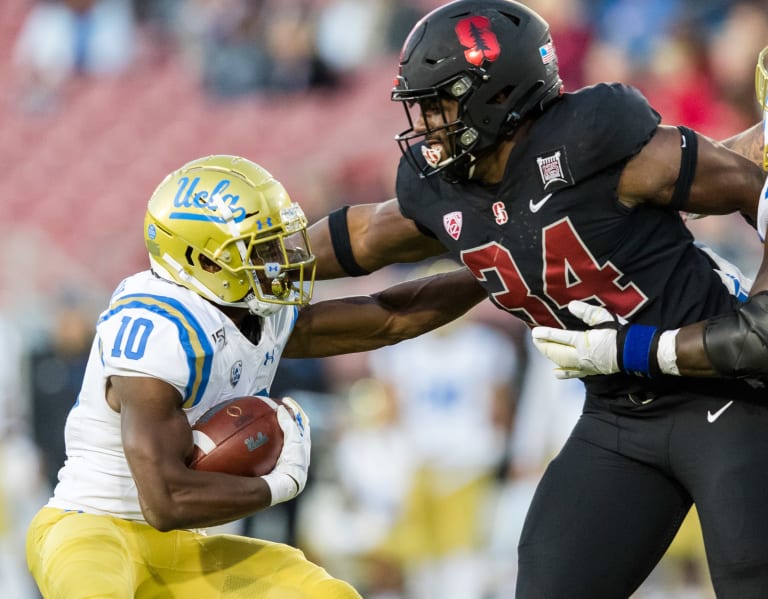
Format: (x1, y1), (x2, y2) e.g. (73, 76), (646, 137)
(25, 155), (486, 599)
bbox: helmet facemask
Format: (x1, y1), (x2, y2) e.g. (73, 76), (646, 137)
(756, 46), (768, 171)
(393, 74), (486, 182)
(229, 218), (316, 317)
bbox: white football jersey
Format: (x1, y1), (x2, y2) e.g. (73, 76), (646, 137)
(368, 321), (519, 475)
(48, 270), (297, 520)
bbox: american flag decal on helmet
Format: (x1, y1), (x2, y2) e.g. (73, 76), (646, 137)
(443, 211), (463, 240)
(539, 42), (556, 65)
(455, 16), (500, 67)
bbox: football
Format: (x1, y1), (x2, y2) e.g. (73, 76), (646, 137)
(189, 396), (284, 477)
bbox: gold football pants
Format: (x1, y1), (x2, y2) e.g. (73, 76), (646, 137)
(27, 507), (360, 599)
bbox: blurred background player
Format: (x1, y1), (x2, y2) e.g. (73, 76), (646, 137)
(296, 259), (524, 599)
(364, 259), (522, 599)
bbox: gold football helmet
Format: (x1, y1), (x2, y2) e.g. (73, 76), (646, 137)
(144, 155), (315, 316)
(756, 46), (768, 170)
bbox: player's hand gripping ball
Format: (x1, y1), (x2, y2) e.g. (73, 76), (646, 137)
(189, 396), (284, 477)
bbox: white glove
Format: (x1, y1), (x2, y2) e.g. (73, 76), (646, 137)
(531, 300), (622, 379)
(261, 397), (311, 506)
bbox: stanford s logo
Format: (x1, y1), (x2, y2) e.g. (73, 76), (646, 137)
(455, 16), (500, 67)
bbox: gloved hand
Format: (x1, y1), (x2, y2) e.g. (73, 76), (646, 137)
(261, 397), (311, 506)
(532, 301), (624, 379)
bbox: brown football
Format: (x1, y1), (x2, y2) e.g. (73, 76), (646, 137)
(189, 396), (284, 477)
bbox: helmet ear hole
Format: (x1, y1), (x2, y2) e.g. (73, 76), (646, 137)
(185, 246), (195, 266)
(198, 253), (221, 273)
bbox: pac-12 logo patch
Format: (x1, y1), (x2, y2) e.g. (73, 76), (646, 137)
(443, 211), (463, 240)
(455, 16), (500, 67)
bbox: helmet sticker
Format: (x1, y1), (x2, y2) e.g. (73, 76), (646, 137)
(454, 16), (500, 67)
(422, 144), (444, 168)
(170, 177), (245, 223)
(539, 42), (556, 65)
(265, 263), (281, 278)
(443, 211), (463, 241)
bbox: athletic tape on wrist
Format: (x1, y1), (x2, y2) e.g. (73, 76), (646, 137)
(328, 206), (370, 277)
(656, 329), (680, 376)
(618, 324), (661, 377)
(261, 471), (299, 506)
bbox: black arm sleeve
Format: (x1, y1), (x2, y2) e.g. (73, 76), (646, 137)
(703, 292), (768, 377)
(328, 206), (370, 277)
(670, 126), (698, 211)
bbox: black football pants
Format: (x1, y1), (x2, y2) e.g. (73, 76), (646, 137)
(516, 391), (768, 599)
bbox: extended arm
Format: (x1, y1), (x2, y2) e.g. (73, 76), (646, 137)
(307, 198), (447, 279)
(110, 375), (309, 531)
(532, 291), (768, 379)
(284, 267), (487, 357)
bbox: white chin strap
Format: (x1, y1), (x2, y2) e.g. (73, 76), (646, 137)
(245, 296), (283, 317)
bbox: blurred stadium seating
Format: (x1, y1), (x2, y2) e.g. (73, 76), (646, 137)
(0, 0), (404, 310)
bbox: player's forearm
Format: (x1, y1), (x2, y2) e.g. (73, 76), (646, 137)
(664, 294), (768, 378)
(284, 269), (486, 357)
(720, 123), (765, 169)
(137, 466), (274, 531)
(672, 321), (718, 377)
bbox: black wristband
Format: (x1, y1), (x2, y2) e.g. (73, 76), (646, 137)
(328, 206), (370, 277)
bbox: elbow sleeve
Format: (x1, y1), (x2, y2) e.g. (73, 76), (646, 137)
(703, 291), (768, 377)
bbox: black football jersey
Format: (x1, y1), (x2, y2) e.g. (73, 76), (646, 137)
(396, 83), (757, 399)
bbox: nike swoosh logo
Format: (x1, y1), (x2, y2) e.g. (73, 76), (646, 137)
(529, 193), (553, 213)
(707, 400), (734, 423)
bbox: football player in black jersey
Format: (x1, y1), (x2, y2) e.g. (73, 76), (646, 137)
(532, 45), (768, 384)
(307, 1), (768, 597)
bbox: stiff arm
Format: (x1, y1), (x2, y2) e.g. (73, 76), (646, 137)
(284, 267), (487, 358)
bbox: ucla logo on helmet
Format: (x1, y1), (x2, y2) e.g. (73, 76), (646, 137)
(170, 177), (246, 223)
